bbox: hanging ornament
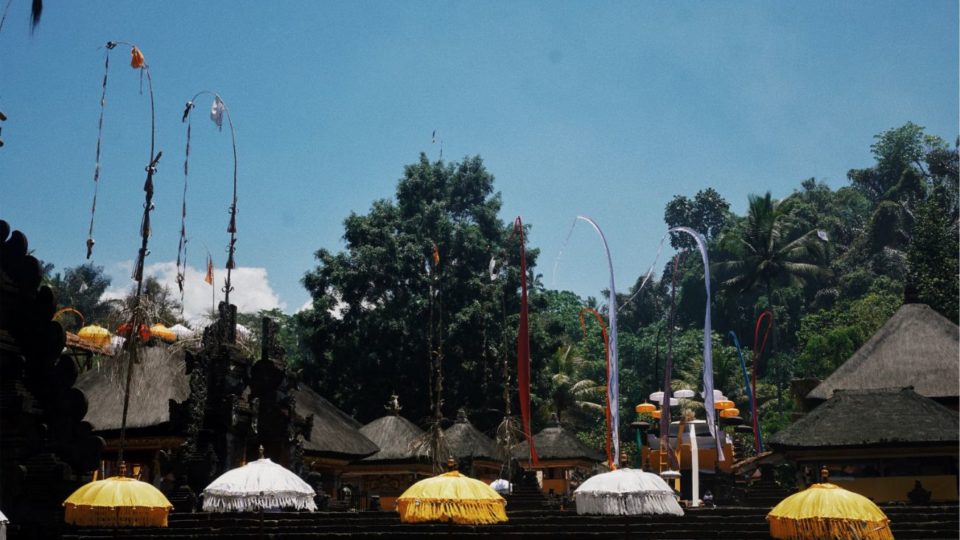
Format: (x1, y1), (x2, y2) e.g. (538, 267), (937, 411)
(210, 96), (225, 131)
(130, 46), (145, 69)
(488, 256), (500, 281)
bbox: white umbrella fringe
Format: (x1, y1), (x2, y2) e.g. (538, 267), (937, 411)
(202, 490), (317, 512)
(574, 491), (684, 516)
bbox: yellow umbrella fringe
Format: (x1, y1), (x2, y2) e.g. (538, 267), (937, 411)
(768, 515), (893, 540)
(397, 498), (507, 525)
(64, 505), (169, 528)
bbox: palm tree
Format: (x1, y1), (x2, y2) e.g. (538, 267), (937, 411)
(547, 345), (606, 423)
(715, 192), (828, 305)
(715, 192), (828, 395)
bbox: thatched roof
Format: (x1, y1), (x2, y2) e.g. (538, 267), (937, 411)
(807, 304), (959, 402)
(76, 345), (378, 459)
(293, 386), (378, 459)
(444, 409), (498, 461)
(358, 399), (428, 463)
(512, 420), (604, 462)
(75, 345), (189, 431)
(769, 387), (959, 450)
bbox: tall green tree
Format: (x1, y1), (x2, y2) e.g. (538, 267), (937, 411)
(664, 187), (730, 249)
(301, 154), (536, 426)
(907, 196), (959, 322)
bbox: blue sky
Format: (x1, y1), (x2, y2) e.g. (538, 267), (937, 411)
(2, 1), (957, 321)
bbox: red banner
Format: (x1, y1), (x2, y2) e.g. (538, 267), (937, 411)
(579, 307), (613, 469)
(515, 217), (538, 466)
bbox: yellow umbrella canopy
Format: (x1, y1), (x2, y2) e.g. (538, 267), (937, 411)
(77, 324), (111, 348)
(719, 407), (740, 418)
(713, 399), (735, 410)
(767, 483), (893, 540)
(635, 402), (657, 414)
(149, 323), (176, 343)
(397, 471), (507, 525)
(64, 476), (173, 528)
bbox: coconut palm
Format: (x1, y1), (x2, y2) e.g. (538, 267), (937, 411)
(547, 345), (606, 423)
(715, 192), (829, 305)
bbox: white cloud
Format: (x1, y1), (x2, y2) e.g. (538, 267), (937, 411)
(297, 299), (314, 313)
(102, 260), (286, 324)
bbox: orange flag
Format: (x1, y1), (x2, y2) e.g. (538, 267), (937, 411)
(130, 47), (145, 69)
(204, 256), (214, 285)
(431, 242), (440, 268)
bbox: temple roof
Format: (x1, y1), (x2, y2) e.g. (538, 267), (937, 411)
(358, 411), (429, 463)
(75, 344), (378, 459)
(75, 345), (189, 431)
(512, 419), (604, 462)
(769, 387), (959, 450)
(806, 304), (959, 402)
(294, 386), (379, 459)
(443, 408), (498, 461)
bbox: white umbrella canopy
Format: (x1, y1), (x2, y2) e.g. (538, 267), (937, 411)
(574, 468), (683, 516)
(489, 479), (511, 494)
(202, 458), (317, 512)
(0, 509), (7, 540)
(168, 324), (194, 340)
(109, 335), (126, 354)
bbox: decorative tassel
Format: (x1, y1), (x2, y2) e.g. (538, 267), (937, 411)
(768, 516), (893, 540)
(130, 46), (145, 69)
(210, 96), (225, 131)
(202, 492), (317, 513)
(397, 499), (507, 525)
(86, 50), (111, 259)
(64, 506), (169, 528)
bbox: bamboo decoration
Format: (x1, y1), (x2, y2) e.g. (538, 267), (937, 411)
(178, 92), (240, 307)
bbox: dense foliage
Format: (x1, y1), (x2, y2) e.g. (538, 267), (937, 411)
(296, 123), (956, 452)
(48, 122), (957, 458)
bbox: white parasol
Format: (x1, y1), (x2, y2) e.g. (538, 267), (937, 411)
(573, 468), (683, 516)
(0, 508), (7, 540)
(202, 458), (316, 512)
(168, 324), (195, 340)
(489, 479), (511, 494)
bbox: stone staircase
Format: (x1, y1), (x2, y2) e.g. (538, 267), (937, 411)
(53, 504), (959, 540)
(503, 473), (551, 511)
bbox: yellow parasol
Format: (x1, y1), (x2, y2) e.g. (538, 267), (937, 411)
(713, 399), (735, 410)
(77, 325), (112, 348)
(719, 407), (740, 418)
(767, 482), (893, 540)
(635, 402), (657, 414)
(64, 475), (172, 527)
(397, 471), (507, 525)
(148, 323), (176, 343)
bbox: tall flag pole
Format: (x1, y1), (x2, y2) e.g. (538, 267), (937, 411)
(513, 217), (538, 466)
(579, 307), (614, 469)
(85, 40), (158, 471)
(668, 226), (723, 462)
(180, 92), (239, 308)
(574, 216), (620, 467)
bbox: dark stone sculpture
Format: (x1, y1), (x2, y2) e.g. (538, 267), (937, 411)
(0, 221), (104, 538)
